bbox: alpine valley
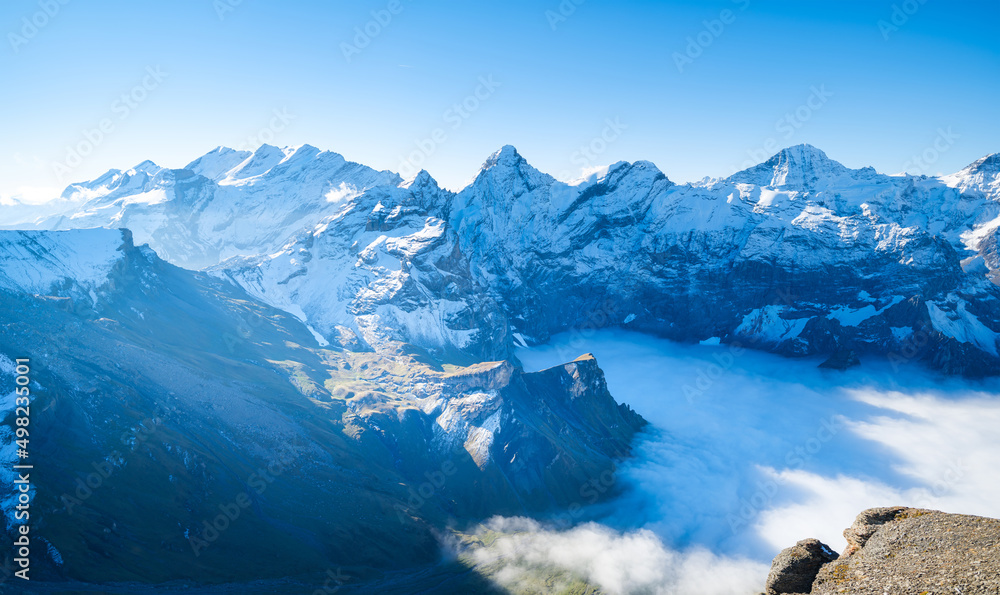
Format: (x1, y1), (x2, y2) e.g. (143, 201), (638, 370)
(0, 143), (998, 592)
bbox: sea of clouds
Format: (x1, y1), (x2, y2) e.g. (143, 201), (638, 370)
(465, 330), (1000, 594)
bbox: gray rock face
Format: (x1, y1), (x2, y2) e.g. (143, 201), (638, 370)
(213, 172), (512, 363)
(841, 505), (910, 555)
(767, 507), (1000, 595)
(765, 538), (839, 595)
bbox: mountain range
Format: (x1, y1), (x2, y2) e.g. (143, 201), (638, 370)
(5, 142), (998, 375)
(1, 142), (999, 589)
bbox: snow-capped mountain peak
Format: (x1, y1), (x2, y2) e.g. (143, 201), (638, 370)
(223, 143), (289, 182)
(602, 159), (669, 187)
(964, 153), (1000, 175)
(59, 168), (124, 199)
(727, 143), (856, 189)
(22, 143), (408, 269)
(957, 153), (1000, 186)
(400, 169), (449, 202)
(400, 169), (436, 189)
(484, 144), (524, 168)
(468, 145), (556, 200)
(942, 153), (1000, 197)
(130, 159), (162, 176)
(777, 142), (830, 160)
(184, 146), (253, 181)
(60, 163), (164, 204)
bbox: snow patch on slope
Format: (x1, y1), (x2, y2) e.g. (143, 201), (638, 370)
(927, 299), (999, 356)
(0, 229), (127, 294)
(735, 306), (810, 343)
(465, 409), (502, 470)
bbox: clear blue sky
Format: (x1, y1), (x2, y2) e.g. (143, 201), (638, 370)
(1, 0), (998, 199)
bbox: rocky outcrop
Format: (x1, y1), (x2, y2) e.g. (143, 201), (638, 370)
(765, 507), (1000, 594)
(765, 539), (838, 594)
(341, 351), (647, 520)
(818, 349), (860, 370)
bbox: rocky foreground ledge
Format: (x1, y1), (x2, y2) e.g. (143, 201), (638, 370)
(763, 506), (1000, 594)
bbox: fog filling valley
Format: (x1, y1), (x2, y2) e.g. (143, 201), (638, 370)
(466, 330), (1000, 594)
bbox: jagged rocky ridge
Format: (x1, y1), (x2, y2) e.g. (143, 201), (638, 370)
(4, 143), (1000, 375)
(0, 228), (644, 585)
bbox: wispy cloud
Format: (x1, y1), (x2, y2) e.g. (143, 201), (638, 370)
(466, 517), (764, 595)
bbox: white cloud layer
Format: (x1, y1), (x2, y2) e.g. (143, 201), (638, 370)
(464, 330), (1000, 594)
